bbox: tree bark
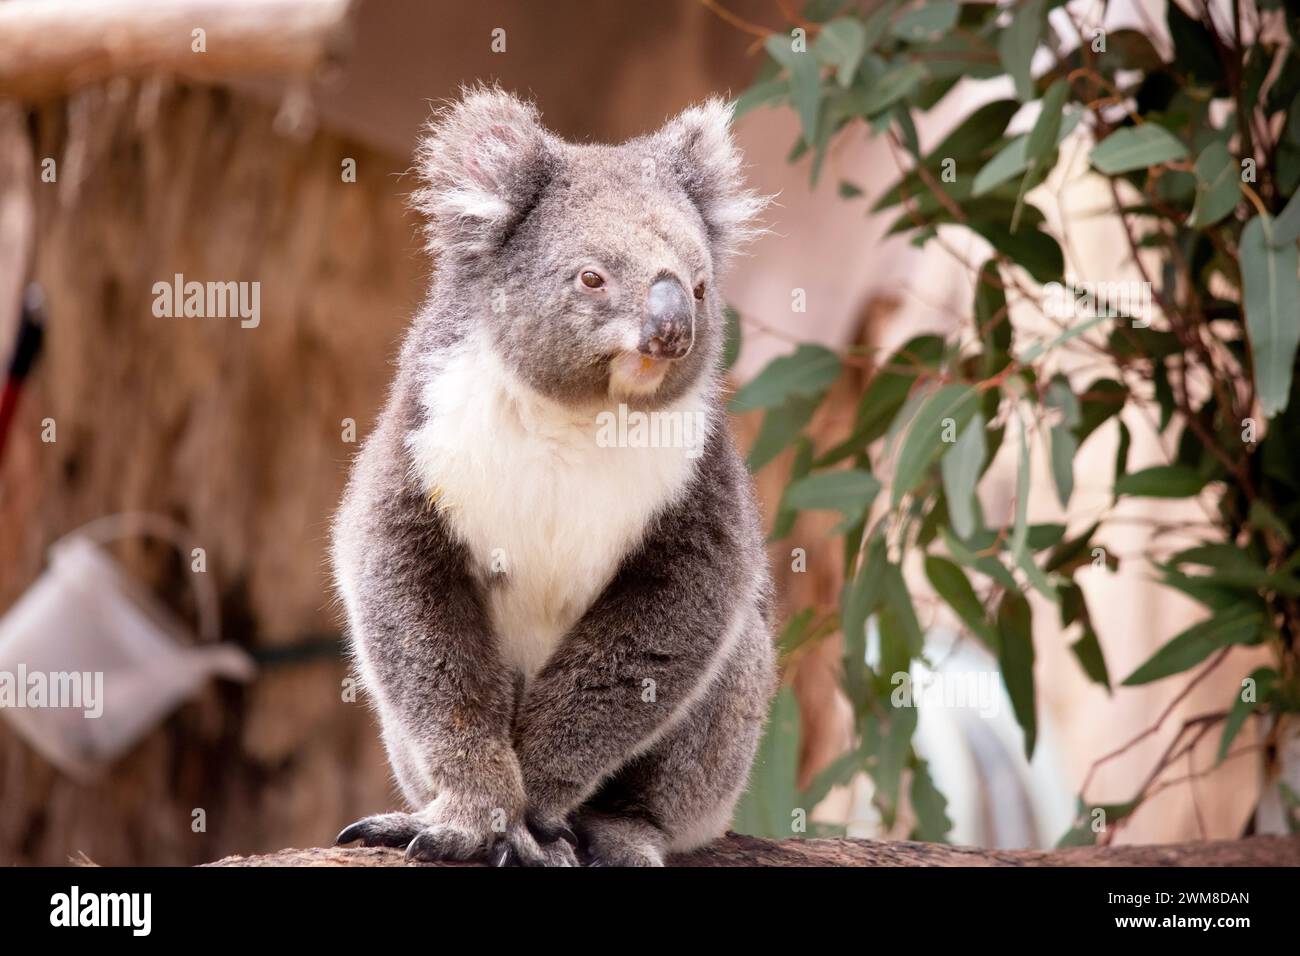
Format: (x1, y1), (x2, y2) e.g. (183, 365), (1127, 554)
(207, 833), (1300, 867)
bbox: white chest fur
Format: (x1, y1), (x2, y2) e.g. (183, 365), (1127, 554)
(406, 337), (710, 678)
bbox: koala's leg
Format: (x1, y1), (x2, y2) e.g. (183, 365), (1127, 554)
(574, 614), (774, 866)
(332, 421), (575, 866)
(511, 434), (769, 835)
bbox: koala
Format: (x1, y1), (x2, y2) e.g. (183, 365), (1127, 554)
(332, 87), (776, 867)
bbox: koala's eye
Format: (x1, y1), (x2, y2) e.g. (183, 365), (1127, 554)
(579, 270), (606, 290)
(693, 282), (705, 301)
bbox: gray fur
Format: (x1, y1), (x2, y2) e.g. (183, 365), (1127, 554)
(332, 87), (775, 866)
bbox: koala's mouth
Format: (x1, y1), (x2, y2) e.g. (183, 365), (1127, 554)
(608, 351), (673, 398)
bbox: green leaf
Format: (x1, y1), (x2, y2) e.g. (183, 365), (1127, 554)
(778, 607), (818, 658)
(814, 17), (868, 87)
(1187, 141), (1240, 227)
(1045, 522), (1102, 574)
(1248, 500), (1293, 545)
(1075, 378), (1127, 444)
(1045, 374), (1080, 508)
(1241, 214), (1300, 418)
(1009, 415), (1056, 600)
(997, 590), (1037, 759)
(784, 468), (881, 523)
(940, 412), (986, 539)
(1089, 124), (1189, 174)
(869, 705), (918, 823)
(1114, 464), (1208, 498)
(732, 75), (789, 121)
(766, 34), (823, 146)
(748, 393), (820, 471)
(1217, 667), (1277, 764)
(1122, 605), (1265, 686)
(998, 0), (1045, 101)
(732, 687), (802, 837)
(882, 563), (924, 657)
(850, 61), (930, 117)
(1070, 626), (1111, 692)
(929, 98), (1020, 163)
(941, 526), (1019, 591)
(1167, 0), (1223, 89)
(891, 384), (980, 505)
(1114, 420), (1131, 489)
(1272, 187), (1300, 246)
(1011, 78), (1070, 231)
(975, 259), (1012, 376)
(970, 220), (1065, 285)
(972, 111), (1083, 196)
(891, 1), (960, 42)
(769, 437), (814, 540)
(909, 758), (953, 842)
(925, 555), (996, 650)
(1057, 798), (1139, 847)
(842, 534), (888, 704)
(731, 344), (841, 412)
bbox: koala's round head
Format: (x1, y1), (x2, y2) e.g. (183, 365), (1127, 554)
(412, 87), (766, 409)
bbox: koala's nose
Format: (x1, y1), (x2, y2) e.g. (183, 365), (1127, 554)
(639, 278), (693, 360)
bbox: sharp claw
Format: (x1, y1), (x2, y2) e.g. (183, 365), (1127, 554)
(492, 840), (519, 867)
(405, 831), (435, 862)
(526, 814), (579, 847)
(336, 823), (366, 846)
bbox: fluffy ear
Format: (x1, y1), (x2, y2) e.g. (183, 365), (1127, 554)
(412, 87), (554, 259)
(655, 98), (768, 265)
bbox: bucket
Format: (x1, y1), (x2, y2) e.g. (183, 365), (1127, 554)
(0, 513), (255, 780)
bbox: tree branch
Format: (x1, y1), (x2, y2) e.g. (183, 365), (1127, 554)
(206, 833), (1300, 867)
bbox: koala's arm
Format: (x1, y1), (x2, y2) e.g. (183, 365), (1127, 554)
(512, 437), (760, 823)
(335, 422), (522, 821)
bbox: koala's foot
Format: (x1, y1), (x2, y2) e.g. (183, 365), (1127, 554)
(336, 812), (423, 848)
(489, 818), (579, 868)
(574, 812), (667, 867)
(336, 807), (577, 867)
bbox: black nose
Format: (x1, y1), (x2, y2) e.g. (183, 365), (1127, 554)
(639, 278), (693, 360)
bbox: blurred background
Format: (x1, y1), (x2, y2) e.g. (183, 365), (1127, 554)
(0, 0), (1263, 865)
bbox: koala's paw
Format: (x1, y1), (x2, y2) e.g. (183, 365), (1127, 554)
(335, 806), (493, 863)
(490, 814), (579, 868)
(575, 813), (667, 867)
(335, 812), (424, 849)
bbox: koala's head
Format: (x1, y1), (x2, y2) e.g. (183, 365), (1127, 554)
(413, 87), (766, 409)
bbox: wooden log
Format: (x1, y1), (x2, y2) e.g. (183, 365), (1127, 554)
(0, 0), (353, 101)
(206, 833), (1300, 867)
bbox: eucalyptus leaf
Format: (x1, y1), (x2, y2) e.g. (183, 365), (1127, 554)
(1188, 141), (1240, 227)
(731, 344), (841, 412)
(1241, 214), (1300, 418)
(1089, 124), (1189, 174)
(892, 384), (980, 505)
(940, 412), (986, 538)
(766, 34), (824, 145)
(1123, 605), (1264, 686)
(814, 17), (869, 86)
(997, 590), (1037, 759)
(997, 0), (1045, 101)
